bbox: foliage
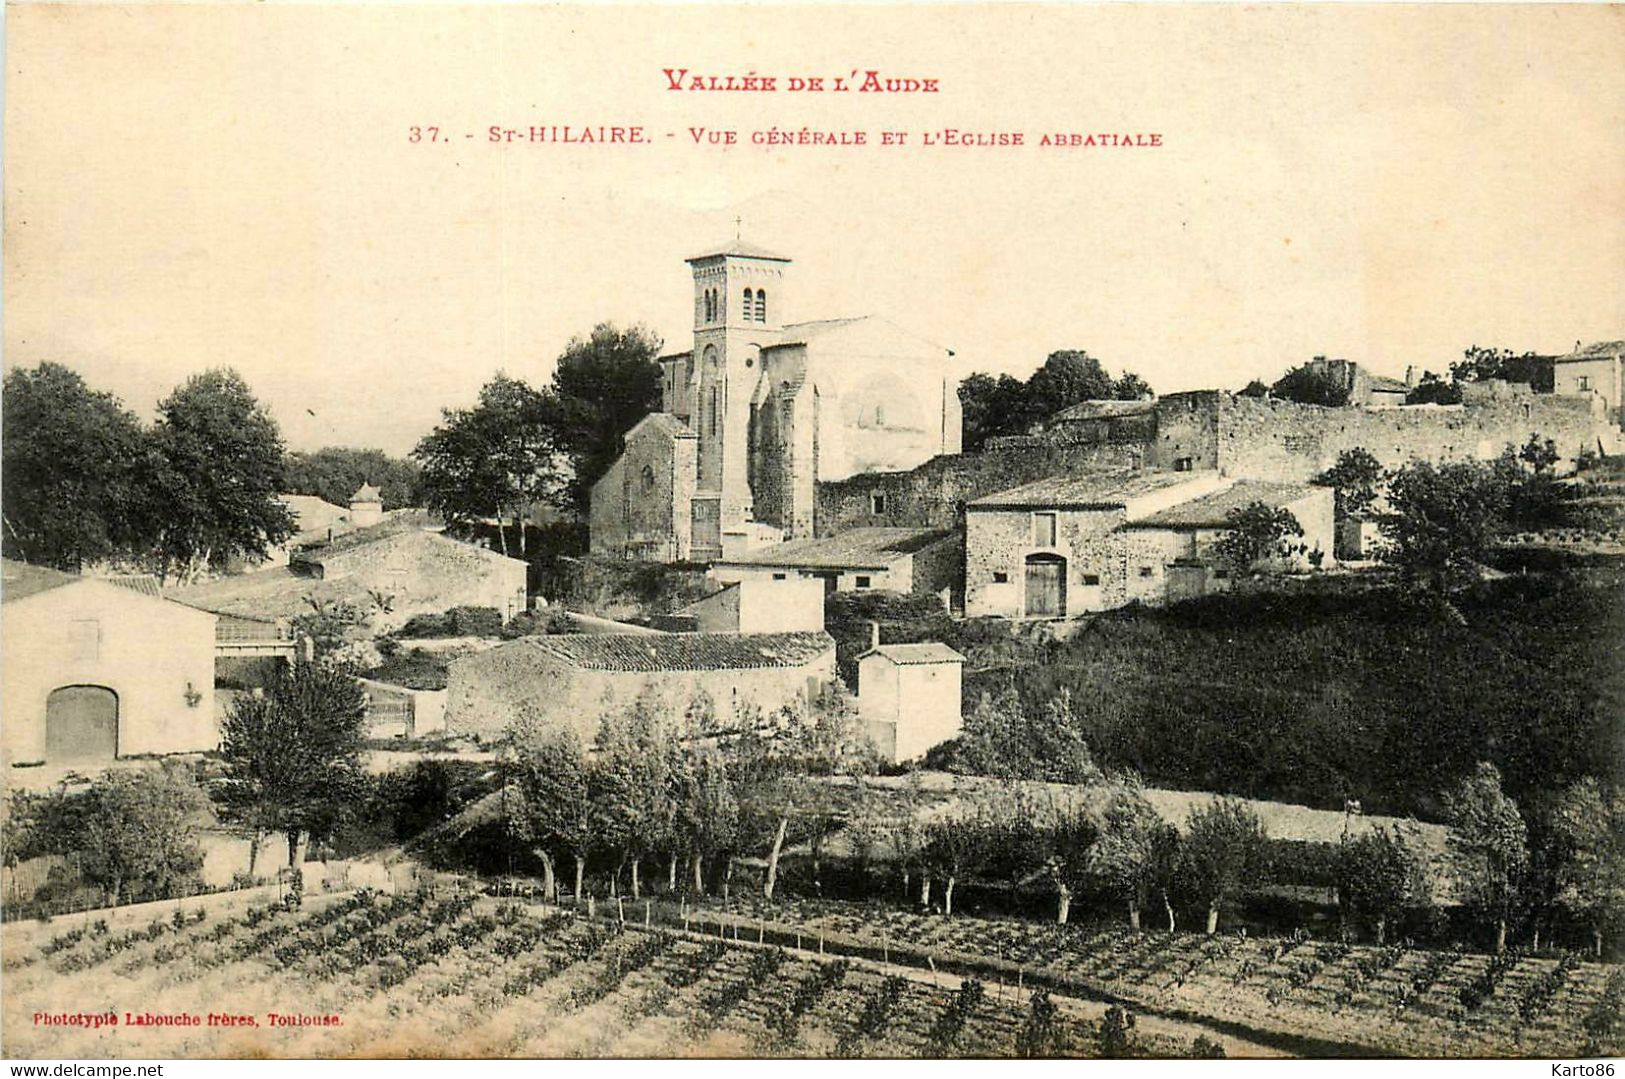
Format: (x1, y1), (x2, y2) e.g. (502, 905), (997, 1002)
(361, 646), (449, 691)
(1183, 798), (1270, 929)
(944, 688), (1103, 785)
(283, 447), (421, 510)
(1451, 345), (1553, 392)
(1237, 379), (1270, 398)
(396, 605), (505, 639)
(1316, 447), (1384, 520)
(1271, 363), (1350, 407)
(1213, 501), (1304, 575)
(1405, 372), (1462, 405)
(958, 372), (1035, 452)
(0, 363), (153, 570)
(412, 373), (560, 559)
(144, 368), (296, 582)
(289, 597), (368, 657)
(1336, 822), (1432, 940)
(957, 350), (1154, 450)
(1086, 778), (1176, 925)
(1444, 762), (1529, 948)
(1096, 1005), (1138, 1058)
(216, 660), (369, 866)
(1378, 460), (1509, 589)
(1550, 777), (1625, 953)
(1017, 988), (1064, 1058)
(72, 765), (207, 905)
(543, 323), (664, 514)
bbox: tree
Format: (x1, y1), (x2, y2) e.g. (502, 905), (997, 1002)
(1, 363), (154, 570)
(145, 369), (295, 582)
(216, 660), (369, 870)
(1237, 379), (1271, 398)
(1336, 822), (1431, 943)
(1111, 371), (1154, 401)
(283, 447), (421, 510)
(1443, 762), (1528, 953)
(1213, 502), (1304, 576)
(1406, 371), (1462, 406)
(1550, 777), (1625, 957)
(511, 724), (595, 902)
(413, 373), (561, 558)
(1271, 363), (1350, 407)
(725, 683), (877, 902)
(1316, 447), (1384, 522)
(672, 742), (739, 894)
(590, 695), (676, 899)
(1183, 797), (1269, 934)
(1025, 350), (1116, 418)
(949, 688), (1102, 785)
(543, 323), (664, 514)
(958, 372), (1035, 452)
(1451, 345), (1552, 392)
(1378, 460), (1509, 591)
(75, 765), (207, 905)
(922, 800), (989, 918)
(1086, 779), (1174, 931)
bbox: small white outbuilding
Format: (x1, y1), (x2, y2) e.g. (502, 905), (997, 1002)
(857, 636), (965, 765)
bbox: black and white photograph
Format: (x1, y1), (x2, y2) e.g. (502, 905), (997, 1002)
(1, 0), (1622, 1065)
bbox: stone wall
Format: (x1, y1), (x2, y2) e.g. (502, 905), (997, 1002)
(1204, 391), (1610, 482)
(815, 441), (1144, 536)
(589, 423), (697, 562)
(443, 641), (835, 742)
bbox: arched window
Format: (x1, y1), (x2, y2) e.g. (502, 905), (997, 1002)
(742, 287), (755, 322)
(757, 289), (768, 322)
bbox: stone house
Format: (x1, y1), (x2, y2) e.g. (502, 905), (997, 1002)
(2, 560), (218, 766)
(676, 576), (826, 633)
(965, 471), (1334, 618)
(171, 525), (528, 632)
(710, 527), (960, 599)
(858, 640), (964, 765)
(443, 630), (836, 742)
(1551, 340), (1624, 424)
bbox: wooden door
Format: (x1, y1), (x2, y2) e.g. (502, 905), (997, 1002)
(1024, 555), (1066, 618)
(45, 685), (119, 762)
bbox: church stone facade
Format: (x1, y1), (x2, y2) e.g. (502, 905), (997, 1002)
(591, 243), (962, 562)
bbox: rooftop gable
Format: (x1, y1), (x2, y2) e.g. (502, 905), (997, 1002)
(715, 528), (954, 570)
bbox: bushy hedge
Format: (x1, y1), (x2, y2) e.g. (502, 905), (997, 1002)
(395, 606), (504, 639)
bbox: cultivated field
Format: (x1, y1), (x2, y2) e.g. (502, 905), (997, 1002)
(692, 894), (1625, 1059)
(2, 886), (1198, 1060)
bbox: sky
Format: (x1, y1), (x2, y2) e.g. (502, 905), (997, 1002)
(5, 3), (1623, 456)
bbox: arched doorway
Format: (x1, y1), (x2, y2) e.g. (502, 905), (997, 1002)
(45, 685), (119, 762)
(1024, 553), (1067, 618)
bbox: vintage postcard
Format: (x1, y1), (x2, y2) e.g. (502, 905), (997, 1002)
(3, 0), (1623, 1064)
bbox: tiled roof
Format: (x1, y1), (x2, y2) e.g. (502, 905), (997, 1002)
(969, 470), (1204, 510)
(1, 559), (78, 603)
(629, 413), (697, 440)
(686, 240), (791, 263)
(716, 528), (954, 570)
(1556, 340), (1625, 361)
(105, 574), (163, 598)
(523, 631), (834, 672)
(1126, 480), (1320, 529)
(861, 642), (964, 665)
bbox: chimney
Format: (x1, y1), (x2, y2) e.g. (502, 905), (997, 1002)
(866, 620), (881, 651)
(1405, 365), (1417, 388)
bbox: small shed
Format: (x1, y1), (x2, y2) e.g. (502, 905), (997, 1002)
(858, 640), (965, 765)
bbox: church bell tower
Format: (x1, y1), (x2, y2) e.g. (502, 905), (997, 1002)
(686, 240), (790, 546)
